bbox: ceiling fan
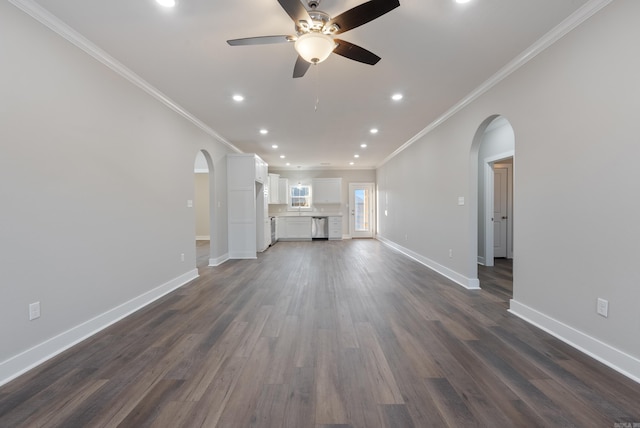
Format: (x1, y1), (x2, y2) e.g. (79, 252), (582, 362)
(227, 0), (400, 78)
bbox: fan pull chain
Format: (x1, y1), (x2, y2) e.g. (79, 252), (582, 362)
(314, 64), (320, 112)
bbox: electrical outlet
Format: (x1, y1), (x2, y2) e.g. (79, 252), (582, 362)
(449, 249), (453, 258)
(180, 253), (185, 262)
(597, 298), (608, 318)
(29, 302), (41, 321)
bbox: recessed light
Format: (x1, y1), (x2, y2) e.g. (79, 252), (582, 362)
(370, 128), (378, 134)
(156, 0), (176, 7)
(286, 162), (291, 166)
(232, 94), (244, 102)
(354, 154), (360, 158)
(260, 129), (268, 135)
(391, 93), (403, 101)
(280, 155), (286, 159)
(349, 162), (355, 166)
(455, 0), (471, 3)
(271, 144), (278, 149)
(360, 143), (367, 148)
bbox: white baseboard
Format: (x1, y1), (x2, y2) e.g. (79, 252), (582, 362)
(209, 253), (229, 267)
(477, 256), (486, 265)
(196, 235), (210, 241)
(0, 269), (199, 387)
(376, 236), (480, 290)
(509, 299), (640, 384)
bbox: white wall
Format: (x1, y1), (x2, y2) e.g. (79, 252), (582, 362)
(0, 2), (234, 384)
(377, 0), (640, 381)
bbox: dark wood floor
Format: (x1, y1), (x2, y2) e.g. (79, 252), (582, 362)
(1, 240), (639, 427)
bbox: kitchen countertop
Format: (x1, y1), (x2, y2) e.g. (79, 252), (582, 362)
(269, 213), (343, 217)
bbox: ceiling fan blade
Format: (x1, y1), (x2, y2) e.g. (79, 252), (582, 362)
(293, 55), (311, 78)
(227, 35), (293, 46)
(277, 0), (312, 26)
(327, 0), (400, 35)
(333, 39), (381, 65)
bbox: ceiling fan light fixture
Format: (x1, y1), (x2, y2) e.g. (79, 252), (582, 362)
(295, 32), (335, 64)
(155, 0), (176, 7)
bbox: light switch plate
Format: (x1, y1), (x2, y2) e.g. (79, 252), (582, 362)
(597, 298), (608, 317)
(458, 196), (465, 206)
(29, 302), (41, 320)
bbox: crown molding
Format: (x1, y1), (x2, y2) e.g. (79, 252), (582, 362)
(377, 0), (613, 168)
(8, 0), (242, 154)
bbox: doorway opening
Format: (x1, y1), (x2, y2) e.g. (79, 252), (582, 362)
(470, 115), (514, 299)
(194, 150), (216, 270)
(349, 183), (375, 238)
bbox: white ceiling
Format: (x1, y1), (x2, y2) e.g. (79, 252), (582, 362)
(24, 0), (590, 169)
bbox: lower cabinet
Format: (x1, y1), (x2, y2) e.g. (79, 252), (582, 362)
(274, 216), (340, 241)
(283, 217), (312, 240)
(276, 216), (287, 240)
(328, 216), (342, 240)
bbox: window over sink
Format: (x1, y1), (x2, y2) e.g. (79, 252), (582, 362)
(289, 184), (312, 211)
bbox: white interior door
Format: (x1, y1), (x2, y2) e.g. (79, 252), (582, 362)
(349, 183), (374, 238)
(493, 167), (508, 258)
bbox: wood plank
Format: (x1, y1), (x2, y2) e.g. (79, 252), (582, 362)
(315, 329), (348, 425)
(354, 322), (404, 405)
(282, 367), (315, 428)
(251, 383), (290, 428)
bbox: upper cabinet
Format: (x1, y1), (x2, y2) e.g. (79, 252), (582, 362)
(255, 156), (267, 183)
(278, 178), (289, 205)
(312, 178), (342, 204)
(268, 173), (280, 204)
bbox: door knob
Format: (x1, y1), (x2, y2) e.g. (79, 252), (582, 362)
(502, 216), (508, 219)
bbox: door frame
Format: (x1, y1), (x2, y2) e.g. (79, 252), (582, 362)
(483, 151), (514, 266)
(349, 182), (375, 238)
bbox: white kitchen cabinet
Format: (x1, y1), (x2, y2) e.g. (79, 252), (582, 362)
(328, 216), (342, 240)
(281, 217), (311, 240)
(254, 156), (267, 184)
(276, 216), (287, 240)
(312, 178), (342, 204)
(278, 178), (289, 205)
(227, 154), (269, 258)
(268, 173), (280, 204)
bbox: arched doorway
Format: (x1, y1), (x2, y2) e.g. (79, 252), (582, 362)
(194, 150), (216, 270)
(469, 115), (515, 298)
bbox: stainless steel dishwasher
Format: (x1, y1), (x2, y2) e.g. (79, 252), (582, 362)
(311, 217), (328, 239)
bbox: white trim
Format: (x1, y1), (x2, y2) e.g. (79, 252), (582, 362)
(509, 300), (640, 384)
(196, 235), (210, 241)
(477, 256), (486, 265)
(8, 0), (242, 155)
(378, 0), (613, 168)
(349, 182), (376, 238)
(209, 253), (229, 267)
(484, 162), (495, 267)
(377, 235), (480, 290)
(0, 269), (199, 387)
(482, 150), (515, 266)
